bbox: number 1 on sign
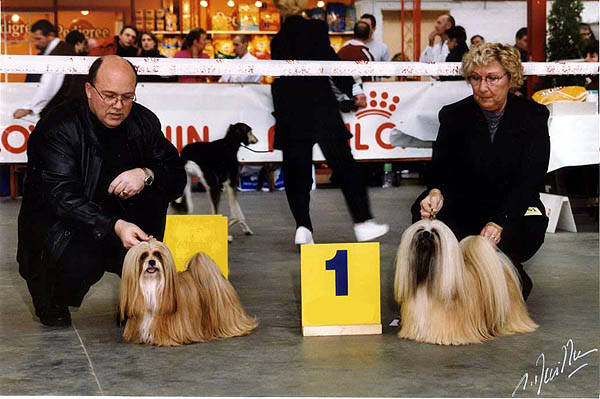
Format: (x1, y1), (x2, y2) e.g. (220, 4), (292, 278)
(325, 250), (348, 296)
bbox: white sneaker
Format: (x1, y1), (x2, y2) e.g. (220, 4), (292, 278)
(354, 220), (389, 242)
(294, 226), (314, 245)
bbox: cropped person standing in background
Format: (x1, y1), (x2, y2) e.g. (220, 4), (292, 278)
(271, 0), (389, 245)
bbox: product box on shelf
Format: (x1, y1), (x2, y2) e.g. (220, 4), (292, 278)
(165, 11), (178, 31)
(145, 9), (155, 19)
(326, 3), (346, 32)
(211, 11), (235, 31)
(136, 19), (145, 31)
(145, 19), (156, 31)
(259, 7), (280, 31)
(239, 4), (260, 31)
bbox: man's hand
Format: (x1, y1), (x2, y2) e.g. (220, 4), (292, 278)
(13, 109), (32, 119)
(428, 30), (438, 46)
(480, 222), (503, 244)
(420, 188), (444, 219)
(108, 168), (146, 199)
(353, 93), (367, 108)
(114, 219), (153, 249)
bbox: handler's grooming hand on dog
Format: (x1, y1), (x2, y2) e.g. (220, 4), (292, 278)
(114, 220), (152, 249)
(420, 189), (502, 244)
(420, 188), (444, 219)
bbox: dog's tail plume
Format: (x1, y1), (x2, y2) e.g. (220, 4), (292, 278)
(460, 236), (537, 335)
(187, 253), (258, 339)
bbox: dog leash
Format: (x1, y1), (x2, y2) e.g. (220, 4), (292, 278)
(240, 145), (272, 153)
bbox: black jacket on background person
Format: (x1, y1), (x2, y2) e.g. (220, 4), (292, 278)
(418, 93), (550, 228)
(17, 99), (186, 285)
(270, 15), (355, 150)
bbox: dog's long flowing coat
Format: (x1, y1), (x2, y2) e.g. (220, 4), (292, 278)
(120, 241), (257, 346)
(394, 219), (537, 345)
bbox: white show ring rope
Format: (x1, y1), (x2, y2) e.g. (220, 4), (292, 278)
(0, 55), (598, 76)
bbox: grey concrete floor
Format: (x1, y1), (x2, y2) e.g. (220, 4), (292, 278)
(1, 186), (598, 397)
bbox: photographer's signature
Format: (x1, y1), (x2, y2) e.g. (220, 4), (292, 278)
(512, 339), (597, 397)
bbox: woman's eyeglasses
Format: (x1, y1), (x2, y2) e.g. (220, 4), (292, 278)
(91, 84), (136, 105)
(468, 73), (508, 87)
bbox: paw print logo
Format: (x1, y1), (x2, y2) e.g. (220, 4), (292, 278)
(356, 91), (400, 119)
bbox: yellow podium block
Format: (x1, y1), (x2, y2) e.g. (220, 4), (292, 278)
(163, 215), (228, 277)
(301, 243), (381, 336)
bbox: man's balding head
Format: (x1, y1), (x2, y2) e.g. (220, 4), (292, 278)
(434, 14), (454, 36)
(85, 55), (138, 128)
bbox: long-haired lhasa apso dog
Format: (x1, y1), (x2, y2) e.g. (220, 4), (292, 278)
(120, 241), (258, 346)
(394, 219), (537, 345)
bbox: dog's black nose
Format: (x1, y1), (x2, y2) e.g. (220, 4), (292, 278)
(421, 231), (431, 239)
(148, 259), (156, 267)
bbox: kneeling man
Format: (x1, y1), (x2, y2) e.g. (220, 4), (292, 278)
(18, 55), (186, 327)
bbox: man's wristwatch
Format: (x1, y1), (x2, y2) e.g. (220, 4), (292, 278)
(142, 168), (154, 186)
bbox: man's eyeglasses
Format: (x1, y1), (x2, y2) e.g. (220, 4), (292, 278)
(468, 73), (508, 87)
(91, 84), (136, 105)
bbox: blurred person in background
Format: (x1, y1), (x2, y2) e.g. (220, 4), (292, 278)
(174, 28), (210, 83)
(579, 23), (597, 48)
(420, 13), (455, 63)
(13, 20), (77, 119)
(584, 40), (598, 90)
(514, 27), (528, 62)
(65, 30), (88, 55)
(136, 32), (177, 83)
(220, 34), (262, 83)
(470, 34), (484, 47)
(89, 25), (138, 57)
(441, 26), (469, 81)
(137, 31), (163, 57)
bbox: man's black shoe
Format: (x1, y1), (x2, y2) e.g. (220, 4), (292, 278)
(37, 303), (72, 327)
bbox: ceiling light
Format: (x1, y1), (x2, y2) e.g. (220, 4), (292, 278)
(317, 1), (325, 7)
(255, 0), (263, 7)
(227, 0), (235, 6)
(80, 10), (90, 16)
(200, 0), (208, 7)
(11, 14), (20, 23)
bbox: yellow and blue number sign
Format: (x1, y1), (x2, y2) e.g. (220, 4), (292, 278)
(163, 215), (228, 277)
(301, 243), (381, 335)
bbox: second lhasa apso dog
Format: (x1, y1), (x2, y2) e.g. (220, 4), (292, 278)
(120, 240), (257, 346)
(394, 219), (537, 345)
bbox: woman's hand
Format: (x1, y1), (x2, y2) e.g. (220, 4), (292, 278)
(480, 222), (503, 244)
(420, 188), (444, 219)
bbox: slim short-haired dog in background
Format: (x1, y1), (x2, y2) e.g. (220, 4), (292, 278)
(394, 219), (537, 345)
(173, 123), (258, 238)
(120, 240), (258, 346)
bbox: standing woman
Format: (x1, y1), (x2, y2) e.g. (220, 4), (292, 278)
(413, 42), (550, 300)
(270, 0), (388, 245)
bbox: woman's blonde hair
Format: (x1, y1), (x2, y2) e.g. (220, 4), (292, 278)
(273, 0), (306, 17)
(461, 42), (523, 88)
